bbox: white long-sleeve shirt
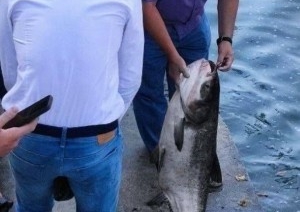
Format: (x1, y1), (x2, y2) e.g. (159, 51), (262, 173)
(0, 0), (144, 127)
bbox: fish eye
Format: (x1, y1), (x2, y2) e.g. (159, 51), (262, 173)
(204, 83), (210, 89)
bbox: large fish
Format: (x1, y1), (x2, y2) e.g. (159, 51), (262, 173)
(150, 59), (222, 212)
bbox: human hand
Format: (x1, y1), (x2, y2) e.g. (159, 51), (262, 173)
(216, 41), (234, 71)
(0, 107), (37, 157)
(168, 54), (189, 85)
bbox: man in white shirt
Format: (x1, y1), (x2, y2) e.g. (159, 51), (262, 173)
(0, 0), (144, 211)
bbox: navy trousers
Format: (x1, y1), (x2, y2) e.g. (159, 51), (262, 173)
(133, 14), (211, 152)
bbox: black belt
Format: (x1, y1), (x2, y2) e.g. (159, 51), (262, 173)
(32, 120), (118, 138)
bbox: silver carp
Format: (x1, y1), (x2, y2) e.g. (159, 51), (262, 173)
(150, 59), (222, 212)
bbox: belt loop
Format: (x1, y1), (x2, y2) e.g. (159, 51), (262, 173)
(60, 127), (68, 148)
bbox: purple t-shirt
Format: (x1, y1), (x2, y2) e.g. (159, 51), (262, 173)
(143, 0), (208, 38)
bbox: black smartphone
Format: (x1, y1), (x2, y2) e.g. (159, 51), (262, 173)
(3, 95), (53, 129)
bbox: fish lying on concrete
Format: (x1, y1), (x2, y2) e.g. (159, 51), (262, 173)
(150, 59), (222, 212)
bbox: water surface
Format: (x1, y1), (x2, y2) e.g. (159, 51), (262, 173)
(206, 0), (300, 211)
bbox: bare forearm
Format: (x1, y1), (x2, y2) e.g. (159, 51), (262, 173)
(142, 2), (178, 60)
(217, 0), (239, 37)
(0, 108), (37, 157)
(142, 2), (189, 80)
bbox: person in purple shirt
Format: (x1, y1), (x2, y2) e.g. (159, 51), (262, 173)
(133, 0), (239, 152)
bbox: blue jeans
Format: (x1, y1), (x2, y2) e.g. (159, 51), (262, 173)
(133, 14), (211, 152)
(9, 128), (123, 212)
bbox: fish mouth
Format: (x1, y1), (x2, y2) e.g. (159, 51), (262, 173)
(208, 60), (216, 71)
(208, 60), (219, 77)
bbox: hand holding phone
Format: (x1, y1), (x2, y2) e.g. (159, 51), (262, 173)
(2, 95), (53, 129)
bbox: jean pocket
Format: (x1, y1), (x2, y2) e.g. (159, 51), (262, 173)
(9, 150), (46, 182)
(71, 143), (123, 195)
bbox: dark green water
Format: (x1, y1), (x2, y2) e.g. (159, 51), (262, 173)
(206, 0), (300, 211)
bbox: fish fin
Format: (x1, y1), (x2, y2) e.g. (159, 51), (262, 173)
(174, 117), (185, 151)
(157, 148), (166, 173)
(150, 146), (165, 173)
(0, 197), (13, 211)
(146, 192), (168, 207)
(209, 154), (223, 193)
(150, 145), (159, 169)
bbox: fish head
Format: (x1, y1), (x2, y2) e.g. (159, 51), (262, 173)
(179, 59), (219, 123)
